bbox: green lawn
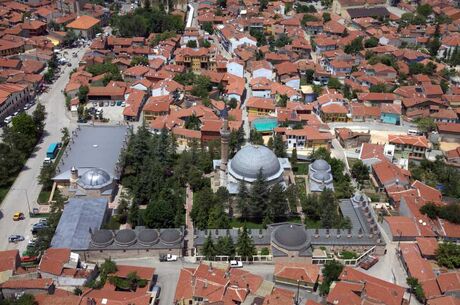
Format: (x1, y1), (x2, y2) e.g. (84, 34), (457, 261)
(37, 190), (51, 204)
(293, 163), (309, 175)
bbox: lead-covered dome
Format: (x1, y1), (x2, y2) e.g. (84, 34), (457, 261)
(79, 168), (111, 187)
(229, 145), (283, 181)
(272, 224), (310, 251)
(311, 159), (331, 172)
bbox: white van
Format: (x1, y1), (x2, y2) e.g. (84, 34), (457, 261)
(408, 129), (422, 136)
(4, 116), (12, 124)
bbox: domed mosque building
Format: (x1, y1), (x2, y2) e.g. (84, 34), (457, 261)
(213, 110), (292, 194)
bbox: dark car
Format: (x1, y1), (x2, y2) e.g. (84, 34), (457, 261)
(8, 235), (25, 243)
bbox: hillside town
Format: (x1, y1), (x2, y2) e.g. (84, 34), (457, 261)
(0, 0), (459, 304)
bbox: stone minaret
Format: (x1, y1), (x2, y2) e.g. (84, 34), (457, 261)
(220, 107), (230, 187)
(70, 166), (78, 189)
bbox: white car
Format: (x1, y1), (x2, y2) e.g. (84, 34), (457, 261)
(166, 254), (178, 261)
(229, 260), (243, 268)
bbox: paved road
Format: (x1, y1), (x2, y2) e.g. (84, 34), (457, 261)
(0, 46), (86, 253)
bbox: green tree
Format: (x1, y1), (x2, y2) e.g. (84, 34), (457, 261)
(202, 234), (216, 259)
(322, 12), (331, 22)
(38, 163), (55, 191)
(63, 30), (78, 47)
(273, 133), (286, 157)
(202, 21), (214, 34)
(320, 260), (344, 295)
(186, 40), (197, 48)
(435, 242), (460, 269)
(228, 98), (238, 109)
(130, 55), (148, 66)
(351, 160), (369, 185)
(415, 117), (436, 133)
(267, 184), (288, 222)
(208, 204), (229, 229)
(273, 34), (291, 48)
(277, 94), (289, 107)
(236, 226), (255, 260)
(61, 127), (69, 145)
(216, 235), (235, 257)
(416, 4), (432, 17)
(259, 0), (268, 11)
(364, 37), (379, 48)
(143, 199), (176, 228)
(419, 202), (439, 219)
(344, 37), (363, 54)
(78, 86), (89, 102)
(407, 277), (425, 303)
(249, 169), (269, 220)
(440, 79), (449, 94)
(290, 148), (298, 169)
(249, 129), (264, 145)
(319, 189), (339, 228)
(237, 179), (250, 220)
(327, 77), (342, 89)
(217, 0), (227, 8)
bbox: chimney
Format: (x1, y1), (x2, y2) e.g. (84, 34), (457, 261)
(314, 228), (319, 238)
(326, 228), (330, 238)
(336, 229), (341, 238)
(204, 279), (208, 288)
(347, 228), (352, 238)
(358, 228), (363, 238)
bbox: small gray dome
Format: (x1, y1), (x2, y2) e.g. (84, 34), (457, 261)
(160, 229), (182, 245)
(311, 159), (331, 171)
(138, 229), (159, 246)
(79, 168), (111, 187)
(272, 224), (309, 250)
(114, 229), (137, 246)
(313, 171), (331, 182)
(91, 229), (114, 247)
(229, 145), (282, 181)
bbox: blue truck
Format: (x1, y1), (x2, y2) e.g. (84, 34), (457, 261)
(46, 143), (59, 159)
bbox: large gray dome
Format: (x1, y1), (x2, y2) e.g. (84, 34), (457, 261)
(272, 224), (309, 250)
(114, 229), (137, 246)
(138, 229), (159, 246)
(160, 229), (182, 245)
(229, 145), (283, 181)
(91, 229), (114, 247)
(79, 168), (111, 187)
(311, 159), (331, 172)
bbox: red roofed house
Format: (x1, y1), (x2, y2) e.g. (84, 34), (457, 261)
(123, 90), (147, 121)
(87, 85), (126, 106)
(66, 15), (101, 39)
(175, 264), (263, 305)
(0, 250), (20, 284)
(328, 265), (407, 305)
(445, 147), (460, 166)
(416, 237), (438, 259)
(39, 248), (97, 286)
(320, 103), (348, 122)
(274, 262), (321, 289)
(399, 243), (435, 282)
(437, 123), (460, 143)
(0, 83), (31, 122)
(281, 127), (333, 152)
(335, 128), (371, 148)
(246, 97), (275, 116)
(0, 278), (54, 299)
(371, 160), (410, 192)
(383, 216), (421, 241)
(143, 95), (172, 123)
(388, 134), (429, 160)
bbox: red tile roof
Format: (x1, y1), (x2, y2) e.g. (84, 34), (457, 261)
(388, 134), (428, 148)
(416, 237), (438, 257)
(39, 248), (70, 276)
(66, 15), (100, 30)
(427, 296), (460, 305)
(384, 216), (420, 238)
(1, 278), (53, 289)
(274, 263), (321, 284)
(0, 250), (19, 273)
(400, 243), (435, 282)
(436, 272), (460, 294)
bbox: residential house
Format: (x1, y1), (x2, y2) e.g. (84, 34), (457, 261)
(66, 15), (101, 39)
(0, 83), (31, 121)
(445, 147), (460, 166)
(0, 279), (55, 299)
(320, 103), (348, 122)
(142, 95), (172, 123)
(359, 143), (394, 169)
(0, 250), (20, 284)
(274, 263), (321, 289)
(388, 134), (429, 160)
(226, 59), (244, 78)
(399, 243), (436, 282)
(437, 123), (460, 143)
(87, 86), (126, 106)
(250, 60), (274, 80)
(123, 90), (147, 121)
(335, 128), (371, 148)
(246, 97), (275, 116)
(371, 159), (411, 192)
(282, 127), (333, 151)
(380, 103), (401, 125)
(350, 104), (381, 122)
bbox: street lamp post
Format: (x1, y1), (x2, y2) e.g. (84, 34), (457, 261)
(12, 188), (31, 215)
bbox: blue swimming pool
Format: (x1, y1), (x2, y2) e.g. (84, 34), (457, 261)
(252, 118), (278, 132)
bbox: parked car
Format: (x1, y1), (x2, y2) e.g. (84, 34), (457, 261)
(359, 255), (379, 270)
(43, 157), (52, 165)
(21, 255), (38, 263)
(13, 212), (25, 221)
(159, 254), (178, 262)
(4, 116), (12, 124)
(229, 260), (243, 268)
(8, 235), (25, 243)
(151, 285), (161, 304)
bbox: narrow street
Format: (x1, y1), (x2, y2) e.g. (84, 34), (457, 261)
(0, 45), (87, 253)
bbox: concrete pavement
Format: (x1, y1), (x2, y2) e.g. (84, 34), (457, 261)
(0, 46), (87, 253)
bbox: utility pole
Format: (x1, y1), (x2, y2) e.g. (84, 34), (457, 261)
(12, 188), (31, 215)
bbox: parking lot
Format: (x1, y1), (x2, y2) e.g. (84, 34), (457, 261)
(84, 103), (126, 123)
